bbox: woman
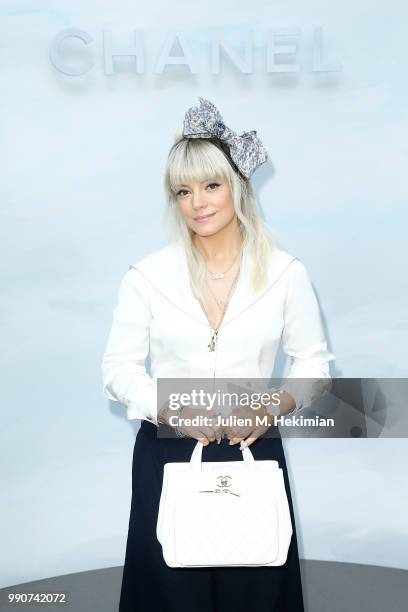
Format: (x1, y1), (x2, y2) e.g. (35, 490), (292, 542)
(101, 97), (335, 611)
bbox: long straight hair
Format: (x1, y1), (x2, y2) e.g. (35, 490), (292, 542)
(163, 131), (277, 299)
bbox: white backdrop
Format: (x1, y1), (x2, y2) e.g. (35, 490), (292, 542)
(1, 0), (407, 587)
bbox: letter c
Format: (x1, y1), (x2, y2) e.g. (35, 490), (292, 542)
(49, 28), (95, 76)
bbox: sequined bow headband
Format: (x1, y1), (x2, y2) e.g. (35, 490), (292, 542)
(182, 97), (268, 180)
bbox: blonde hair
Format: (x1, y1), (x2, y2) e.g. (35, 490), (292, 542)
(163, 130), (277, 298)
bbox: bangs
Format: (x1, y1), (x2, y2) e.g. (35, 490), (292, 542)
(166, 139), (234, 194)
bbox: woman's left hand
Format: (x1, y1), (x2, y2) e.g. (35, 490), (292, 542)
(222, 404), (276, 448)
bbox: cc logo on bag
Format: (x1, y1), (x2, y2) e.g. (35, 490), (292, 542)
(216, 475), (232, 488)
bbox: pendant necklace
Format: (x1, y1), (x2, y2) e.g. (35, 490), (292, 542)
(203, 268), (241, 352)
(207, 253), (239, 280)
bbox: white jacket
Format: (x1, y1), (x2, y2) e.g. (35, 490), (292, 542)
(101, 241), (335, 425)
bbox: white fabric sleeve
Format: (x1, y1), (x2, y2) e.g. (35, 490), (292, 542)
(280, 259), (335, 414)
(101, 266), (158, 425)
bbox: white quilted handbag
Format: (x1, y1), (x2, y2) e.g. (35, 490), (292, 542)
(156, 440), (293, 567)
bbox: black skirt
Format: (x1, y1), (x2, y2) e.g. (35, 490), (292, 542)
(118, 420), (305, 612)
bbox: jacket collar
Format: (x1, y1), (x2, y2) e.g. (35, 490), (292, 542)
(130, 241), (299, 329)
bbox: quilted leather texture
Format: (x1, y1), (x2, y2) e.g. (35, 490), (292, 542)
(174, 491), (279, 566)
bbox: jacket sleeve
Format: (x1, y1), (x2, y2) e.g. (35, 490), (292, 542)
(280, 259), (335, 414)
(101, 266), (158, 425)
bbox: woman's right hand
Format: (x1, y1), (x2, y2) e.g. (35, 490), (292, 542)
(157, 403), (222, 445)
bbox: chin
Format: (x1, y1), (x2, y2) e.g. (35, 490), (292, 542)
(190, 219), (229, 235)
(193, 226), (223, 237)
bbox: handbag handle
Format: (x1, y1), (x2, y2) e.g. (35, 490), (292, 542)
(190, 440), (255, 471)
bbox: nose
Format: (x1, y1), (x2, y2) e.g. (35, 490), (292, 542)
(190, 189), (209, 211)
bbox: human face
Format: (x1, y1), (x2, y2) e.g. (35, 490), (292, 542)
(174, 177), (235, 236)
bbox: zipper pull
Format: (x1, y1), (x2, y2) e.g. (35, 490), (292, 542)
(208, 329), (218, 352)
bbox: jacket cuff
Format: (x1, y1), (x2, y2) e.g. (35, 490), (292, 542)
(125, 382), (158, 425)
(281, 369), (334, 414)
(102, 379), (158, 426)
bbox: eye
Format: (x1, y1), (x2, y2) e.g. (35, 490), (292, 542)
(175, 182), (221, 198)
(175, 188), (189, 198)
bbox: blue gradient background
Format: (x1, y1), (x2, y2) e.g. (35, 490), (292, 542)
(1, 0), (407, 588)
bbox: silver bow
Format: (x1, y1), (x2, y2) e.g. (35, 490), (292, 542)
(182, 97), (268, 179)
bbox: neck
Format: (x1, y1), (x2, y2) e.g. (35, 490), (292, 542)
(193, 217), (243, 264)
